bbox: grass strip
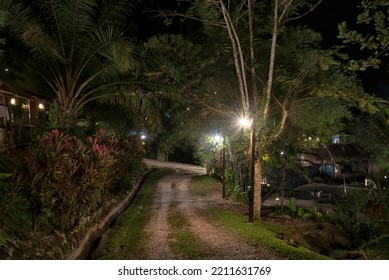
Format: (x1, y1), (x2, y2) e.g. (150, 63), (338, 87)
(97, 168), (174, 259)
(209, 207), (331, 260)
(190, 174), (329, 259)
(168, 210), (216, 259)
(190, 175), (219, 196)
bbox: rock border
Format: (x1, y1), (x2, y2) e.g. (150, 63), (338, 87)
(66, 168), (157, 260)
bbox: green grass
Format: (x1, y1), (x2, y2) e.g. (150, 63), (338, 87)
(167, 210), (216, 259)
(96, 168), (174, 259)
(99, 170), (217, 260)
(209, 207), (331, 260)
(190, 174), (329, 259)
(363, 235), (389, 259)
(190, 175), (219, 196)
(96, 169), (330, 260)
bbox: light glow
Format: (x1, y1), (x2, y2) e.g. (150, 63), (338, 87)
(213, 134), (223, 143)
(239, 117), (251, 128)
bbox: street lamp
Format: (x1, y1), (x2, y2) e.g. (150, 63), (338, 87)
(239, 116), (255, 223)
(239, 117), (251, 128)
(213, 133), (226, 199)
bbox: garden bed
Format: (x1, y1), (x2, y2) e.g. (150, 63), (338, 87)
(0, 169), (153, 260)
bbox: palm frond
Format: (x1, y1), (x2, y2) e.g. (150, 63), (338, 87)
(94, 0), (135, 27)
(97, 89), (163, 132)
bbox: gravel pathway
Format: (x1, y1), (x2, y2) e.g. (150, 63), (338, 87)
(143, 160), (280, 260)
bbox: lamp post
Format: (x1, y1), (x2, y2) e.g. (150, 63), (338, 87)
(239, 117), (255, 223)
(222, 135), (226, 199)
(213, 134), (226, 199)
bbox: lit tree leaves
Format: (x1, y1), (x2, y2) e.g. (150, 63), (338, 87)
(337, 0), (389, 71)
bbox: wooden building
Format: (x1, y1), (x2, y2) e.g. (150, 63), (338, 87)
(300, 143), (371, 184)
(0, 83), (48, 151)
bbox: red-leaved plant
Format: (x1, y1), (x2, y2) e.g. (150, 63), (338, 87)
(24, 129), (116, 231)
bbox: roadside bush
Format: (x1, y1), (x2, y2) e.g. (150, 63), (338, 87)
(0, 156), (30, 228)
(23, 129), (116, 231)
(108, 134), (146, 193)
(1, 128), (145, 233)
(0, 173), (30, 227)
(333, 183), (389, 245)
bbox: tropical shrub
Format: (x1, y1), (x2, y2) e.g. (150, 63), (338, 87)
(24, 129), (116, 231)
(0, 172), (29, 226)
(0, 156), (29, 227)
(90, 130), (145, 193)
(333, 177), (389, 245)
(1, 127), (146, 233)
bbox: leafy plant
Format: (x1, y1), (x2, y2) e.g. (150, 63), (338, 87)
(288, 197), (297, 218)
(309, 207), (324, 223)
(333, 185), (388, 245)
(23, 129), (117, 231)
(297, 207), (311, 219)
(0, 172), (29, 227)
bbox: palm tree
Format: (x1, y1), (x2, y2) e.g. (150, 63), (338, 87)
(1, 0), (160, 129)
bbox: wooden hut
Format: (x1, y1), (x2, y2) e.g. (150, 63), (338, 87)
(300, 143), (371, 183)
(0, 82), (48, 151)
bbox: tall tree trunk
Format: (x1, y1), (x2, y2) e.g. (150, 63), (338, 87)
(262, 0), (278, 123)
(253, 0), (280, 221)
(219, 0), (250, 115)
(253, 154), (262, 220)
(248, 0), (258, 105)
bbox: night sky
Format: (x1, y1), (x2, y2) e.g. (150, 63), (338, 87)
(133, 0), (388, 97)
(297, 0), (358, 48)
(297, 1), (389, 96)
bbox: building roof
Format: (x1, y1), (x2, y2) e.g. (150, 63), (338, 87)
(0, 81), (49, 103)
(301, 143), (371, 164)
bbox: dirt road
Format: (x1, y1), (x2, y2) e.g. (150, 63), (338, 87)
(141, 159), (279, 259)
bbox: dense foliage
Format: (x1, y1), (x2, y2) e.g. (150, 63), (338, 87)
(0, 129), (145, 259)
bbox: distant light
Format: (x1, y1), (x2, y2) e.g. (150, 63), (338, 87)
(332, 135), (340, 144)
(141, 135), (146, 140)
(213, 134), (222, 143)
(38, 103), (45, 110)
(10, 98), (16, 105)
(5, 68), (9, 72)
(280, 151), (284, 155)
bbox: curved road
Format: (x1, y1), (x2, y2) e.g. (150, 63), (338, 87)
(143, 158), (207, 175)
(139, 159), (279, 259)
